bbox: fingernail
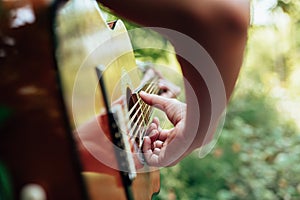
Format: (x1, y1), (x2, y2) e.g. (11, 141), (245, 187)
(144, 136), (150, 141)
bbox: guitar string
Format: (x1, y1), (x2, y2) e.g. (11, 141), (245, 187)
(127, 81), (155, 118)
(126, 83), (156, 138)
(121, 77), (160, 150)
(127, 82), (157, 128)
(129, 87), (159, 141)
(136, 87), (160, 147)
(128, 83), (157, 138)
(129, 89), (160, 150)
(125, 83), (154, 139)
(127, 77), (159, 116)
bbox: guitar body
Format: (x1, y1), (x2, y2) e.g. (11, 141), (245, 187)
(55, 0), (160, 199)
(84, 170), (160, 200)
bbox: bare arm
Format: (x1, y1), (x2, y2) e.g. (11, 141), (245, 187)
(99, 0), (249, 94)
(98, 0), (250, 164)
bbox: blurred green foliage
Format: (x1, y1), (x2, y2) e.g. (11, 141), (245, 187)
(0, 161), (13, 200)
(0, 106), (12, 128)
(151, 1), (300, 200)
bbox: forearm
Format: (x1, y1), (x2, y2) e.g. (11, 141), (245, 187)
(98, 0), (186, 30)
(176, 0), (249, 151)
(98, 0), (249, 101)
(98, 0), (250, 155)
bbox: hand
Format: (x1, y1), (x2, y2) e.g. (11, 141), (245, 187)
(139, 91), (187, 167)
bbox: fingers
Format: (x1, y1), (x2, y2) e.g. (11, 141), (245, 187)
(139, 91), (179, 119)
(143, 136), (152, 153)
(149, 117), (160, 131)
(145, 119), (161, 144)
(139, 91), (186, 125)
(143, 129), (180, 167)
(157, 130), (168, 141)
(143, 135), (165, 152)
(153, 140), (164, 149)
(140, 91), (186, 167)
(146, 121), (159, 137)
(139, 91), (169, 109)
(142, 136), (161, 166)
(153, 148), (161, 155)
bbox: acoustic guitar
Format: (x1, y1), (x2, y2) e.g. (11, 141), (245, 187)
(0, 0), (178, 199)
(54, 0), (171, 199)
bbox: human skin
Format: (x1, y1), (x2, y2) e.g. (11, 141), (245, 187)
(97, 0), (250, 166)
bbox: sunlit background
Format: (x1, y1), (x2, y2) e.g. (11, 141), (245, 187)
(150, 0), (300, 199)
